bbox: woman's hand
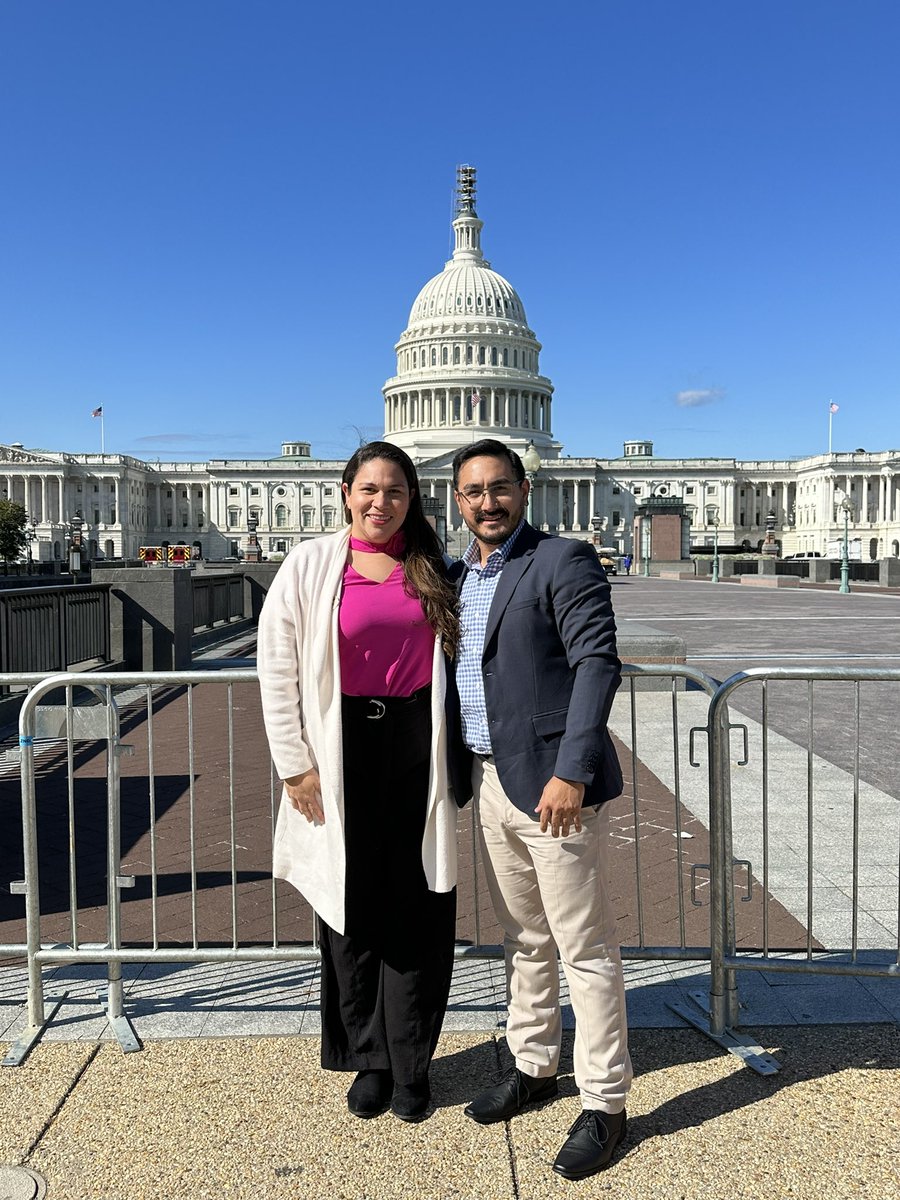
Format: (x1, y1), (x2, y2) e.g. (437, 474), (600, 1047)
(283, 769), (324, 824)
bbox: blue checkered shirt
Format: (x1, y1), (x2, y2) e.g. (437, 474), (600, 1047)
(456, 521), (526, 753)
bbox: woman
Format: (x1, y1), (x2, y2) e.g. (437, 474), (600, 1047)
(257, 441), (459, 1123)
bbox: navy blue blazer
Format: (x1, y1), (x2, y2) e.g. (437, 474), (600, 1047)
(447, 523), (623, 816)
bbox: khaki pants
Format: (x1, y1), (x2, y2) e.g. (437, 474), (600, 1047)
(473, 756), (632, 1113)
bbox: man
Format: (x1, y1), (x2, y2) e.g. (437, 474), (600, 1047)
(447, 438), (631, 1181)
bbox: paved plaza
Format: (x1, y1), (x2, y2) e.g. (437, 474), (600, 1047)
(1, 577), (898, 1199)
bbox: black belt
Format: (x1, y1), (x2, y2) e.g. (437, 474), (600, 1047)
(342, 685), (431, 721)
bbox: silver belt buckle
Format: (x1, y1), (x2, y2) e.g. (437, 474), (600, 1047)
(367, 699), (386, 720)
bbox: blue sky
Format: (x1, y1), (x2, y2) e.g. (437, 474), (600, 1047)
(2, 1), (898, 464)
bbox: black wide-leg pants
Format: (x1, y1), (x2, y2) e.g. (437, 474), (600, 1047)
(319, 689), (457, 1085)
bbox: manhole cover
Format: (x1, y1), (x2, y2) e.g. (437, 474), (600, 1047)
(0, 1166), (47, 1200)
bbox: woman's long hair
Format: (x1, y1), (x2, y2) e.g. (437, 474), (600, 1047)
(342, 441), (460, 656)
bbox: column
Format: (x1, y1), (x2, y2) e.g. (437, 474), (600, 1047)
(861, 475), (870, 523)
(572, 480), (581, 530)
(588, 480), (595, 525)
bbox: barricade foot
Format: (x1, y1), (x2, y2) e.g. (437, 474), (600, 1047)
(666, 998), (781, 1076)
(1, 996), (66, 1067)
(98, 988), (142, 1054)
(108, 1012), (142, 1054)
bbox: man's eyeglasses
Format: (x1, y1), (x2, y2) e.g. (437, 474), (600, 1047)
(456, 481), (525, 506)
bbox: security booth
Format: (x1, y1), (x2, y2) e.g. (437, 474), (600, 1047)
(633, 496), (691, 575)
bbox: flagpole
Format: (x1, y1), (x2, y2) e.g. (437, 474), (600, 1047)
(828, 405), (832, 455)
(101, 410), (105, 455)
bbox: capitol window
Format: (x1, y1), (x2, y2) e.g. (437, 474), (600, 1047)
(431, 348), (437, 365)
(302, 509), (313, 528)
(453, 346), (460, 364)
(275, 505), (288, 528)
(442, 347), (448, 364)
(491, 347), (498, 365)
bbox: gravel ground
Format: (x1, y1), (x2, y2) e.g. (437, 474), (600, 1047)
(1, 1025), (897, 1200)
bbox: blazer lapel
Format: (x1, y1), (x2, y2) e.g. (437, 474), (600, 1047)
(481, 524), (540, 653)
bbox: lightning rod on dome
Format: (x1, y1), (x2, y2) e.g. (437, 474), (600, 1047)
(455, 164), (477, 214)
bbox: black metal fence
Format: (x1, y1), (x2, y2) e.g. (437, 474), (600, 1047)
(191, 574), (244, 631)
(829, 560), (880, 582)
(0, 585), (111, 675)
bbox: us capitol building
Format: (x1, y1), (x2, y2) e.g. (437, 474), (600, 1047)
(3, 167), (899, 565)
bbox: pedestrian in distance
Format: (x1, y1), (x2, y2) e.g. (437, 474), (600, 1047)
(257, 441), (461, 1124)
(623, 552), (632, 575)
(446, 437), (631, 1180)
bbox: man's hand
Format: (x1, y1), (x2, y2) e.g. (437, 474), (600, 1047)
(535, 776), (585, 837)
(284, 769), (324, 824)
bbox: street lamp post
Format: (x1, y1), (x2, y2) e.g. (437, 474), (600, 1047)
(421, 496), (447, 551)
(707, 504), (720, 583)
(68, 512), (84, 574)
(522, 440), (541, 526)
(246, 513), (260, 563)
(839, 496), (853, 594)
(27, 517), (38, 572)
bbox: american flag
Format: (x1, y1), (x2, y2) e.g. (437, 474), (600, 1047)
(92, 406), (103, 418)
(829, 402), (839, 414)
(469, 391), (481, 416)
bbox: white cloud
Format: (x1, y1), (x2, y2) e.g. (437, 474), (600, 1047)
(675, 388), (726, 408)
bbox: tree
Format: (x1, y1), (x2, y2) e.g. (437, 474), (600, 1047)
(0, 500), (28, 571)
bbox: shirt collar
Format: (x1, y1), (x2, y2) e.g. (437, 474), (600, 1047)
(462, 519), (527, 573)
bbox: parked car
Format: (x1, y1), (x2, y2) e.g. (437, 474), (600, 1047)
(598, 554), (618, 575)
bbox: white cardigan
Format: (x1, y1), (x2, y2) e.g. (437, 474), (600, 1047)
(256, 526), (457, 934)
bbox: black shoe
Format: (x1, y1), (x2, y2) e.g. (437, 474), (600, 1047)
(552, 1109), (627, 1180)
(347, 1069), (393, 1119)
(391, 1078), (431, 1123)
(464, 1068), (558, 1124)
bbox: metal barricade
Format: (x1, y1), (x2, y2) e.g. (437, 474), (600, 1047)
(3, 664), (727, 1065)
(6, 662), (898, 1073)
(707, 667), (900, 1040)
(0, 673), (57, 962)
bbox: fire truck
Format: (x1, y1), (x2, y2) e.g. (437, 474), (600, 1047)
(138, 544), (193, 565)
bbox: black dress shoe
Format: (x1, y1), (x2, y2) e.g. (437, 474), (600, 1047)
(347, 1069), (393, 1119)
(391, 1078), (431, 1123)
(552, 1108), (627, 1180)
(464, 1068), (558, 1124)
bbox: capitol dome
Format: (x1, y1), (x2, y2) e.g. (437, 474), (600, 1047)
(383, 166), (558, 463)
(407, 262), (527, 326)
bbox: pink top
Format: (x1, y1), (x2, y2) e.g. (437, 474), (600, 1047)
(338, 561), (434, 697)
